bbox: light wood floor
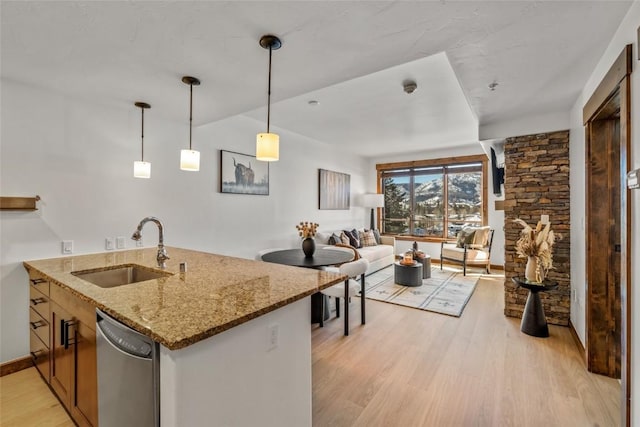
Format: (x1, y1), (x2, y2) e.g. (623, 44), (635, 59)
(0, 367), (73, 427)
(1, 274), (620, 426)
(312, 274), (621, 427)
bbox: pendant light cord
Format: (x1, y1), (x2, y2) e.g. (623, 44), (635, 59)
(267, 45), (272, 134)
(189, 83), (193, 150)
(140, 107), (145, 161)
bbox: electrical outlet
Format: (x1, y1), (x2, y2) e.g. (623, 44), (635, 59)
(62, 240), (73, 254)
(267, 323), (279, 351)
(116, 236), (126, 249)
(105, 237), (115, 251)
(136, 237), (144, 247)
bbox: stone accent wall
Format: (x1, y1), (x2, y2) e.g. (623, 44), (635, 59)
(503, 130), (571, 326)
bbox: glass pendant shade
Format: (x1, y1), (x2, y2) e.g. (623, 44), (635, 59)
(256, 132), (279, 162)
(180, 149), (200, 171)
(257, 35), (282, 162)
(134, 161), (151, 178)
(134, 101), (151, 179)
(181, 76), (201, 172)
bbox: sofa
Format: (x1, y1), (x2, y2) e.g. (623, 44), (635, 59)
(316, 230), (395, 275)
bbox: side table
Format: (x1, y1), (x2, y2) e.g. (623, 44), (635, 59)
(417, 255), (431, 279)
(394, 262), (423, 287)
(512, 277), (558, 337)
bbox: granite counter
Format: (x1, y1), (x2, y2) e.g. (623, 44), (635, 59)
(23, 246), (346, 350)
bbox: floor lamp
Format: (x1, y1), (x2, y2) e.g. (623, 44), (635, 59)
(363, 193), (385, 230)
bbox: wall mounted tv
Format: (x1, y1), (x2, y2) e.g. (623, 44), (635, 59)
(491, 147), (505, 196)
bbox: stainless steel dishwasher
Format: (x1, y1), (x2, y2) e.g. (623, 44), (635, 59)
(96, 309), (160, 427)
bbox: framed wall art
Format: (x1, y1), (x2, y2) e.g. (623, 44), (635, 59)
(319, 169), (350, 210)
(220, 150), (269, 195)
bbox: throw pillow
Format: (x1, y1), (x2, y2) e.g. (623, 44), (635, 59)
(472, 226), (491, 247)
(361, 230), (377, 247)
(372, 229), (381, 244)
(339, 231), (350, 245)
(342, 229), (360, 248)
(456, 227), (476, 248)
(350, 228), (362, 248)
(328, 233), (341, 245)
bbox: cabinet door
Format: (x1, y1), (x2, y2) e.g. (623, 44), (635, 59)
(50, 302), (73, 409)
(71, 321), (98, 427)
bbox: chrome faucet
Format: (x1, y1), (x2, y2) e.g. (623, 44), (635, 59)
(131, 216), (170, 268)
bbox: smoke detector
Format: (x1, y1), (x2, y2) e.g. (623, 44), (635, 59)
(403, 80), (417, 94)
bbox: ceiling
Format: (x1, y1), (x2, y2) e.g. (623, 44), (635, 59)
(1, 1), (632, 158)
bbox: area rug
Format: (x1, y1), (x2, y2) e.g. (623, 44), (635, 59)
(362, 266), (481, 317)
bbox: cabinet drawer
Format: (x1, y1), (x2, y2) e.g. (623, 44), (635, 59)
(30, 330), (50, 382)
(51, 283), (94, 328)
(29, 307), (50, 346)
(29, 274), (49, 296)
(29, 286), (50, 320)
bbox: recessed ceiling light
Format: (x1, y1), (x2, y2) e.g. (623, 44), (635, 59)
(308, 100), (319, 106)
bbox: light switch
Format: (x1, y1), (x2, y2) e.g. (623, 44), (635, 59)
(62, 240), (73, 254)
(116, 236), (126, 249)
(105, 237), (115, 251)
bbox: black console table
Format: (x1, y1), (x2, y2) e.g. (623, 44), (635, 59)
(512, 277), (558, 338)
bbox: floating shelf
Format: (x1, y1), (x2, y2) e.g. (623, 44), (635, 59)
(0, 196), (40, 211)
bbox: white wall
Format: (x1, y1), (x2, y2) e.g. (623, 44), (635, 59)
(0, 79), (368, 363)
(568, 2), (640, 424)
(366, 143), (505, 267)
(479, 110), (570, 141)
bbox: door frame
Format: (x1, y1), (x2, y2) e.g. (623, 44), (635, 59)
(583, 44), (632, 426)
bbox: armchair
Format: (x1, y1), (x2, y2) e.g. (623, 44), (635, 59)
(440, 227), (494, 275)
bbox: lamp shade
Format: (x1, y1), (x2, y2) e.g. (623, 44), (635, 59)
(180, 149), (200, 171)
(256, 132), (279, 161)
(133, 161), (151, 179)
(363, 193), (385, 208)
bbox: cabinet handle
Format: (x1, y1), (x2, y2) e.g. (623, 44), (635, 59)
(30, 278), (46, 285)
(30, 320), (46, 330)
(63, 320), (76, 350)
(30, 297), (46, 305)
(60, 319), (65, 346)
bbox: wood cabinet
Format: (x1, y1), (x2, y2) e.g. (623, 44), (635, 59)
(28, 273), (50, 382)
(27, 270), (98, 427)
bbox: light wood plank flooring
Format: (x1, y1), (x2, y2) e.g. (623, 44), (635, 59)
(312, 274), (620, 427)
(1, 274), (620, 426)
(0, 367), (73, 427)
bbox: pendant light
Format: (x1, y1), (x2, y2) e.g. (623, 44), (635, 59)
(256, 35), (282, 162)
(134, 102), (151, 179)
(180, 76), (201, 171)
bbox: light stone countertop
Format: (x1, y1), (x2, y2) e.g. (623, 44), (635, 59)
(23, 247), (347, 350)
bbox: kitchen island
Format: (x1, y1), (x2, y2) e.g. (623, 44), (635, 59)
(24, 247), (346, 427)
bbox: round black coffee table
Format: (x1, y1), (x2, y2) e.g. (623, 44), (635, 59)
(394, 261), (423, 287)
(512, 277), (558, 337)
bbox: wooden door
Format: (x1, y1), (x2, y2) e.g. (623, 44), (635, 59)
(583, 44), (632, 426)
(71, 320), (98, 427)
(586, 114), (621, 377)
(50, 302), (73, 409)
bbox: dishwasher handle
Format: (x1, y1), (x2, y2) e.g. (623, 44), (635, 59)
(96, 310), (154, 359)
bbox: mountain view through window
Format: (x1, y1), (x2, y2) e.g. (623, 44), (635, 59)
(379, 160), (484, 239)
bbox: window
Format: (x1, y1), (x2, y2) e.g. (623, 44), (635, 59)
(376, 155), (488, 240)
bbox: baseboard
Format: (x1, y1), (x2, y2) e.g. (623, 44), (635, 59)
(568, 320), (587, 365)
(0, 355), (33, 377)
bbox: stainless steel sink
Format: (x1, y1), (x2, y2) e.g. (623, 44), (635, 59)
(71, 264), (172, 288)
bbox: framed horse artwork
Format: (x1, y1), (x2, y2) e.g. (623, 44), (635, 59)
(220, 150), (269, 195)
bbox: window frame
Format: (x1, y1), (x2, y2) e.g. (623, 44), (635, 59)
(376, 154), (489, 243)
